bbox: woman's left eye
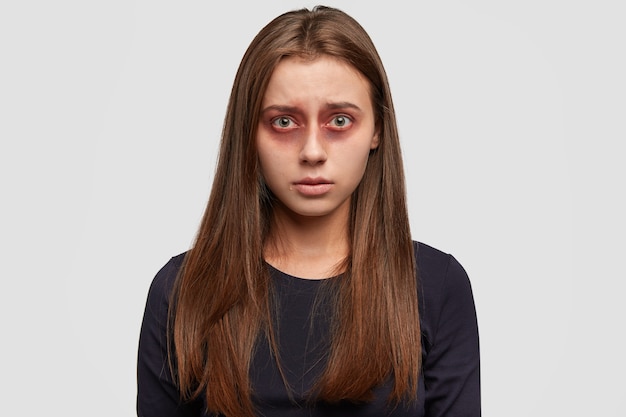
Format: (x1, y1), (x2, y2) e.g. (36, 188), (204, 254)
(329, 115), (352, 128)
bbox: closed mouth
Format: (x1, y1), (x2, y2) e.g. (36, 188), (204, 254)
(295, 177), (332, 186)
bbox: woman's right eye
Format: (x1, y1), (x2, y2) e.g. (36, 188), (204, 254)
(271, 117), (295, 129)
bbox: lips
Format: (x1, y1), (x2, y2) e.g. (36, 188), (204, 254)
(293, 177), (333, 196)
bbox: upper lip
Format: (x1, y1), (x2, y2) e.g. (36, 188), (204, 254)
(295, 177), (332, 185)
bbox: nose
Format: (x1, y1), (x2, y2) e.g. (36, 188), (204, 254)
(299, 126), (327, 165)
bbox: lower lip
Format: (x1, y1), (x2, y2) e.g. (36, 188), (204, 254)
(293, 183), (333, 196)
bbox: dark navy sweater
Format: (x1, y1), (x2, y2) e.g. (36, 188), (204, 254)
(137, 242), (480, 416)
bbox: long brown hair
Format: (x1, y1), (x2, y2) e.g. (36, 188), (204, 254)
(171, 6), (419, 416)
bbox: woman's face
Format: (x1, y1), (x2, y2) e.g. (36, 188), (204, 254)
(256, 55), (379, 221)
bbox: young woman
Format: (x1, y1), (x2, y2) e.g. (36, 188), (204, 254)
(137, 6), (480, 417)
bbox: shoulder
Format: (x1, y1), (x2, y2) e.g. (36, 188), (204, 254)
(413, 241), (475, 346)
(413, 241), (469, 292)
(144, 252), (187, 317)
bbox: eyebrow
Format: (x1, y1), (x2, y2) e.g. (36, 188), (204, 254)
(261, 101), (363, 114)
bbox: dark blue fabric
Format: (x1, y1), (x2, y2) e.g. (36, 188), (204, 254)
(137, 242), (480, 416)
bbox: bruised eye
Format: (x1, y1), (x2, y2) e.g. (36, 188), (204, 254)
(272, 117), (295, 129)
(329, 115), (352, 128)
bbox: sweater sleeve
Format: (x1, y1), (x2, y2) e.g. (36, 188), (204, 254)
(136, 256), (203, 417)
(423, 254), (481, 417)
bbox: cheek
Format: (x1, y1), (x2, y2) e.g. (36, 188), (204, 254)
(256, 146), (285, 185)
(256, 138), (274, 174)
(353, 155), (371, 183)
(338, 143), (373, 175)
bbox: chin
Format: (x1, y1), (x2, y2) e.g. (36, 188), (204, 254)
(290, 207), (335, 218)
(286, 201), (350, 219)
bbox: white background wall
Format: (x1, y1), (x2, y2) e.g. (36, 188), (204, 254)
(1, 0), (624, 415)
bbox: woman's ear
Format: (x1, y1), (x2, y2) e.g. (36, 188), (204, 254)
(370, 131), (380, 150)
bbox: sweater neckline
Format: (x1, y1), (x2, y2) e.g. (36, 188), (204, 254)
(264, 261), (340, 282)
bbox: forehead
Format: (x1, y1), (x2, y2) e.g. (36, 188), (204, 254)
(262, 55), (372, 105)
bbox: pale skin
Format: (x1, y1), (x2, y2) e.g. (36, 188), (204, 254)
(256, 55), (379, 279)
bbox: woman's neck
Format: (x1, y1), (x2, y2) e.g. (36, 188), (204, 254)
(263, 203), (350, 279)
